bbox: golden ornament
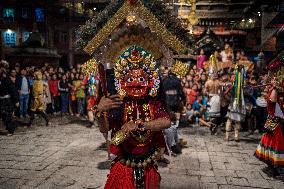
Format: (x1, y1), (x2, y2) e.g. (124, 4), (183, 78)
(126, 160), (131, 166)
(114, 72), (121, 78)
(118, 89), (127, 99)
(131, 161), (136, 168)
(152, 71), (158, 78)
(142, 161), (147, 167)
(137, 162), (142, 168)
(142, 104), (149, 111)
(171, 61), (189, 78)
(81, 58), (98, 75)
(127, 106), (133, 114)
(111, 130), (127, 146)
(126, 15), (136, 22)
(83, 1), (187, 55)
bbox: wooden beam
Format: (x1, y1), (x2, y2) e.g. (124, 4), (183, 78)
(179, 11), (244, 19)
(173, 54), (195, 59)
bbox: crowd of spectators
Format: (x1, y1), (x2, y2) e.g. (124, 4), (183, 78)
(3, 43), (269, 136)
(10, 63), (88, 120)
(160, 46), (269, 135)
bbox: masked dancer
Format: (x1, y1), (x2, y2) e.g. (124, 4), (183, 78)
(255, 74), (284, 177)
(82, 59), (101, 128)
(225, 65), (246, 142)
(28, 71), (49, 127)
(97, 46), (170, 189)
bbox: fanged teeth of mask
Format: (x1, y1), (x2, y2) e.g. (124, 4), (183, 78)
(134, 89), (142, 93)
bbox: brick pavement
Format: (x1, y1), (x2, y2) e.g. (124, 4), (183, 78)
(0, 116), (283, 189)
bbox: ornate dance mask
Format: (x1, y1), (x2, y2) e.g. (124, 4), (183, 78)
(120, 69), (149, 97)
(114, 46), (160, 99)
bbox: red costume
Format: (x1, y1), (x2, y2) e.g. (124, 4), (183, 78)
(255, 89), (284, 170)
(255, 55), (284, 177)
(104, 46), (169, 189)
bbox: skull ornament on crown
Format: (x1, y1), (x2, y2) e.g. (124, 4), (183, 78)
(114, 46), (160, 99)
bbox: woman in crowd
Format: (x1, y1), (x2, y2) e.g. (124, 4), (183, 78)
(58, 74), (69, 115)
(197, 49), (207, 70)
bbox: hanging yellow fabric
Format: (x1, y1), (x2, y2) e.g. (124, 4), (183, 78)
(210, 55), (215, 72)
(237, 70), (241, 105)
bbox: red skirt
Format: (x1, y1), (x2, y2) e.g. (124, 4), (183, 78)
(255, 125), (284, 168)
(104, 162), (160, 189)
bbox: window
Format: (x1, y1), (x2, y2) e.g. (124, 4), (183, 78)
(35, 8), (44, 22)
(22, 32), (30, 42)
(3, 8), (15, 21)
(22, 8), (28, 19)
(3, 30), (17, 47)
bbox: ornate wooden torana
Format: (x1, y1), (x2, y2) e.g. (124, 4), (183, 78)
(76, 0), (194, 66)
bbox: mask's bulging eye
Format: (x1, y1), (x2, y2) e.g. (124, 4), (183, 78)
(139, 77), (145, 82)
(127, 77), (134, 83)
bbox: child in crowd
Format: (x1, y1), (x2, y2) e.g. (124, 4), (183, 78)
(185, 104), (194, 124)
(187, 84), (199, 105)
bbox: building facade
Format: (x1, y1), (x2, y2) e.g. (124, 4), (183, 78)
(0, 0), (282, 67)
(0, 0), (108, 68)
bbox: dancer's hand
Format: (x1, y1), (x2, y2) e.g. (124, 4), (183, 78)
(97, 95), (123, 112)
(121, 122), (138, 134)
